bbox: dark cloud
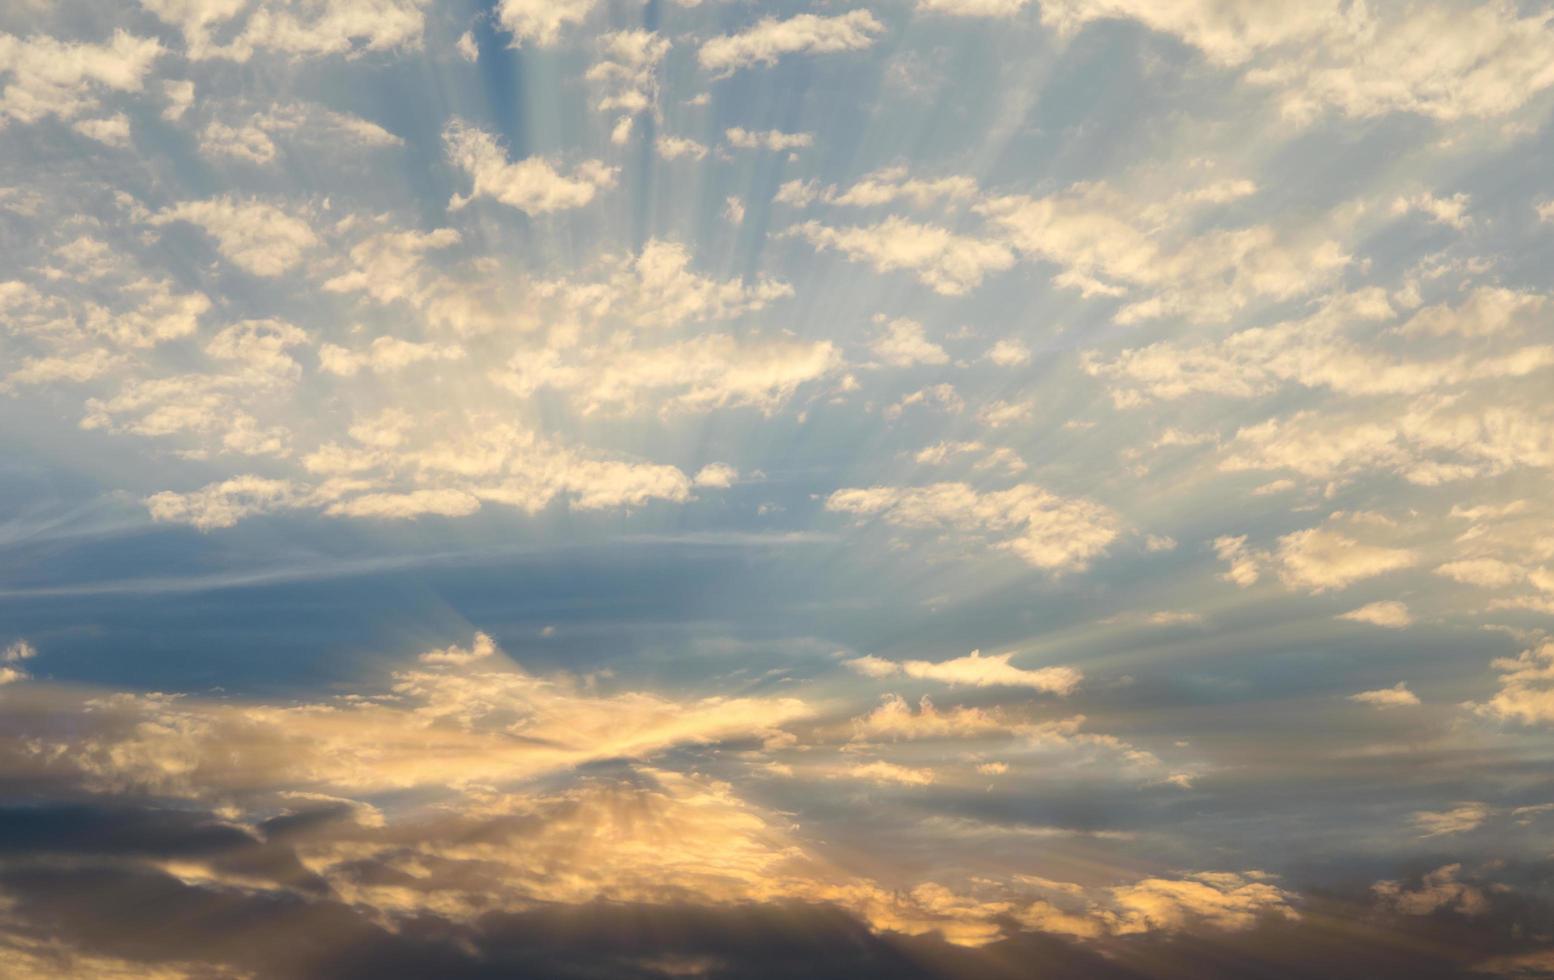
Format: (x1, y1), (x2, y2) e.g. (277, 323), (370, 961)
(0, 800), (1549, 979)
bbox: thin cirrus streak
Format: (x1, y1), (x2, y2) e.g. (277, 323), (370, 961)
(0, 1), (1552, 977)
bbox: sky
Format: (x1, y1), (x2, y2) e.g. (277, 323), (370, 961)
(1, 0), (1553, 977)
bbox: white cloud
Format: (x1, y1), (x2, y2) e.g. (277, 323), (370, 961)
(919, 0), (1034, 16)
(1276, 525), (1417, 593)
(1435, 559), (1525, 588)
(71, 112), (131, 147)
(693, 463), (738, 488)
(198, 103), (402, 165)
(420, 632), (498, 665)
(0, 30), (161, 126)
(986, 339), (1031, 366)
(657, 135), (708, 160)
(725, 127), (814, 152)
(697, 11), (884, 75)
(146, 475), (301, 530)
(496, 0), (597, 46)
(1392, 191), (1471, 230)
(151, 197), (318, 276)
(1213, 535), (1267, 587)
(1038, 1), (1554, 122)
(588, 30), (670, 130)
(532, 239), (792, 329)
(1473, 641), (1554, 727)
(444, 119), (615, 213)
(326, 488), (483, 519)
(871, 317), (948, 367)
(206, 318), (310, 377)
(1397, 287), (1546, 338)
(977, 399), (1033, 428)
(1349, 682), (1420, 709)
(495, 333), (838, 415)
(0, 639), (36, 686)
(456, 30), (478, 62)
(844, 650), (1081, 695)
(844, 760), (936, 785)
(322, 227), (460, 305)
(979, 182), (1346, 323)
(1337, 601), (1413, 629)
(317, 336), (463, 376)
(828, 482), (1119, 572)
(143, 0), (428, 61)
(199, 118), (276, 163)
(792, 217), (1016, 295)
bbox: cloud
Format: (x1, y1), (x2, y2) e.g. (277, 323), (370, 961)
(1039, 0), (1554, 122)
(10, 638), (811, 799)
(418, 631), (498, 665)
(0, 30), (161, 126)
(656, 135), (708, 160)
(697, 11), (884, 75)
(1102, 872), (1298, 935)
(792, 217), (1016, 295)
(843, 760), (937, 786)
(496, 0), (598, 46)
(531, 239), (793, 329)
(828, 482), (1119, 572)
(587, 30), (669, 131)
(197, 102), (402, 165)
(1436, 559), (1526, 588)
(1372, 864), (1489, 917)
(1337, 601), (1414, 629)
(870, 317), (948, 367)
(146, 475), (301, 530)
(494, 333), (839, 415)
(325, 488), (483, 519)
(1349, 683), (1420, 709)
(206, 318), (310, 377)
(1399, 287), (1547, 338)
(151, 198), (318, 276)
(1213, 535), (1266, 587)
(444, 119), (615, 213)
(0, 639), (36, 686)
(1084, 289), (1554, 415)
(986, 339), (1031, 366)
(317, 336), (463, 376)
(1275, 524), (1417, 593)
(692, 463), (738, 488)
(1473, 641), (1554, 727)
(142, 0), (428, 61)
(725, 127), (814, 152)
(847, 650), (1081, 695)
(1392, 191), (1472, 230)
(321, 227), (460, 304)
(71, 113), (131, 147)
(1413, 803), (1493, 838)
(979, 181), (1345, 323)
